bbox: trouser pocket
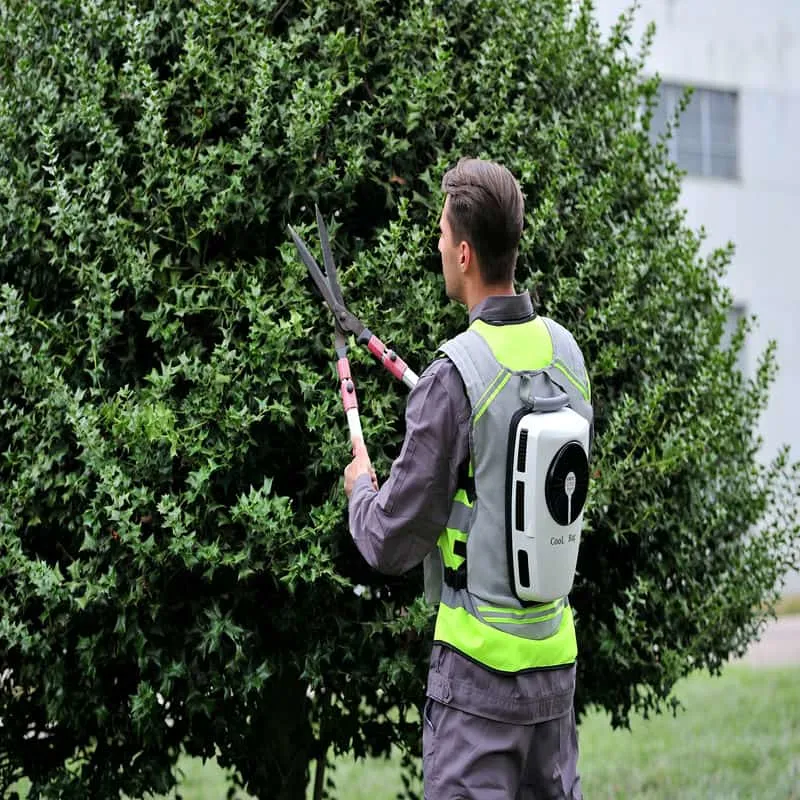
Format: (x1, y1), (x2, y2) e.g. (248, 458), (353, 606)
(422, 697), (442, 798)
(423, 697), (438, 733)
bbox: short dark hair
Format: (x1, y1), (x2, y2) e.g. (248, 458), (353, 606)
(441, 157), (524, 285)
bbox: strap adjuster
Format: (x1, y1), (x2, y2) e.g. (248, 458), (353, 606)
(443, 565), (467, 590)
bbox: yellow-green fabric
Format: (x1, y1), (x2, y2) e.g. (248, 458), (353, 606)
(470, 317), (553, 371)
(434, 603), (577, 673)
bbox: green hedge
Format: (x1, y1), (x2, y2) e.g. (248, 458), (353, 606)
(1, 0), (798, 797)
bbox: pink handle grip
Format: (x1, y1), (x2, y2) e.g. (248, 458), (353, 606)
(365, 335), (408, 382)
(337, 357), (359, 412)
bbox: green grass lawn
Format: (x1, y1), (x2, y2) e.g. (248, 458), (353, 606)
(9, 664), (800, 799)
(578, 665), (800, 799)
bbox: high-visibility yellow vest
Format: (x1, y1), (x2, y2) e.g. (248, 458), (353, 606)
(426, 314), (592, 673)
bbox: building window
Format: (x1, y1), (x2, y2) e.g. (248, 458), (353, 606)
(650, 83), (739, 179)
(722, 303), (747, 374)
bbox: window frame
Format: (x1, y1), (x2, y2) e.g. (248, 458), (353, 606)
(651, 81), (740, 181)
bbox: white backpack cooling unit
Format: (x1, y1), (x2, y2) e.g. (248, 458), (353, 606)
(508, 404), (590, 604)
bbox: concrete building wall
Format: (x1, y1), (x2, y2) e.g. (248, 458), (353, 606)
(592, 0), (800, 591)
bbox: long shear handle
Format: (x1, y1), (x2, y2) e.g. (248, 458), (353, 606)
(357, 329), (419, 389)
(337, 356), (364, 444)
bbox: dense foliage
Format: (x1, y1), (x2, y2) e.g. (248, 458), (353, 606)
(1, 0), (797, 797)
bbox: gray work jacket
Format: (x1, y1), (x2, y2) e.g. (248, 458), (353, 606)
(348, 292), (577, 724)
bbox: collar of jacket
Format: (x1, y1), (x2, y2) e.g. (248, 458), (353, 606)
(469, 291), (536, 327)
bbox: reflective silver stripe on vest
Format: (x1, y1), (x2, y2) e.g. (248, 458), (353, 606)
(476, 597), (566, 638)
(480, 615), (562, 640)
(446, 499), (472, 532)
(439, 582), (564, 641)
(476, 598), (565, 621)
(424, 550), (443, 604)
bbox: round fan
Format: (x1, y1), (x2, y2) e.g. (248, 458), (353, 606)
(545, 442), (589, 525)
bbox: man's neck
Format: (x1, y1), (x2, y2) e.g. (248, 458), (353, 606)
(465, 283), (515, 314)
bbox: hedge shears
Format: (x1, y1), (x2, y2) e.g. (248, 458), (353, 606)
(287, 207), (419, 450)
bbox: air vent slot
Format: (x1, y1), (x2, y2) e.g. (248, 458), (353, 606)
(516, 430), (529, 472)
(515, 480), (525, 530)
(517, 550), (530, 588)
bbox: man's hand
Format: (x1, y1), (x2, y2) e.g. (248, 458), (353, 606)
(344, 438), (379, 498)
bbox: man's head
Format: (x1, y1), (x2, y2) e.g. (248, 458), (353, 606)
(438, 158), (524, 304)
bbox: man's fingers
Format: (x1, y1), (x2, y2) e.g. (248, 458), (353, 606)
(352, 437), (369, 458)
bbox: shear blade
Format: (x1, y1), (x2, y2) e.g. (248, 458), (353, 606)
(287, 224), (337, 309)
(315, 205), (345, 308)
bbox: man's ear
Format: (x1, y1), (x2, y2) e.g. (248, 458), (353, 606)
(459, 240), (472, 273)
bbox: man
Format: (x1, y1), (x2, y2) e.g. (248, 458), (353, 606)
(344, 158), (591, 800)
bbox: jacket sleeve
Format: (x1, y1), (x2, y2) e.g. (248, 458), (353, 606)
(347, 358), (470, 576)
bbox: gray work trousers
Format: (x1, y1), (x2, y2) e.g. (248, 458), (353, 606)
(422, 698), (583, 800)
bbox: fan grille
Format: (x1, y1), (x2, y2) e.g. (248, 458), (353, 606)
(545, 442), (589, 525)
